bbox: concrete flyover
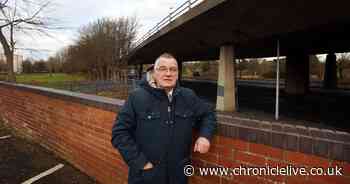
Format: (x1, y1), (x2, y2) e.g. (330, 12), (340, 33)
(128, 0), (350, 112)
(129, 0), (350, 62)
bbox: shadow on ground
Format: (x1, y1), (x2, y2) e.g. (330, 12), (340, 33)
(0, 121), (100, 184)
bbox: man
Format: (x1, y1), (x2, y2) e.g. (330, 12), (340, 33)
(111, 53), (217, 184)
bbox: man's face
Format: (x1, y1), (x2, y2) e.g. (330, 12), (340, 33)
(153, 57), (178, 89)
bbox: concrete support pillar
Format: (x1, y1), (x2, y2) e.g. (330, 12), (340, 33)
(138, 64), (143, 80)
(216, 45), (236, 111)
(285, 53), (310, 95)
(323, 53), (337, 89)
(178, 61), (183, 82)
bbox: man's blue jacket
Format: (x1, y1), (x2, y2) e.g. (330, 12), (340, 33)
(111, 79), (217, 184)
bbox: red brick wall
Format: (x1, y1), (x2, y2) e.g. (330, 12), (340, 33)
(190, 135), (350, 184)
(0, 82), (349, 184)
(0, 84), (127, 184)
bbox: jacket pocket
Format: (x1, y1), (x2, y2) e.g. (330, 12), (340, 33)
(141, 162), (161, 184)
(138, 111), (161, 129)
(139, 111), (161, 121)
(142, 167), (156, 181)
(175, 110), (195, 126)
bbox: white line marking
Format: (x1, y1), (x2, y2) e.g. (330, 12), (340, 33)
(21, 164), (64, 184)
(0, 135), (11, 140)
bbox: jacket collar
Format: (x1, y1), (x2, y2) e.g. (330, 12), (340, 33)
(139, 79), (181, 100)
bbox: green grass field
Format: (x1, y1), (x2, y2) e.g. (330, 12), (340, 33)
(0, 73), (87, 90)
(15, 73), (86, 83)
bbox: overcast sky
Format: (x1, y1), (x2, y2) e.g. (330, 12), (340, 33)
(16, 0), (186, 60)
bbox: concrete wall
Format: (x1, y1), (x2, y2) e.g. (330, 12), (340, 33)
(0, 82), (349, 184)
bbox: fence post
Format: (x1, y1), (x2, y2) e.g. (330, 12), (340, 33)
(70, 81), (73, 91)
(169, 7), (173, 23)
(132, 79), (136, 90)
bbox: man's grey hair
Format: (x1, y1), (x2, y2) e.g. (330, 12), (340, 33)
(154, 53), (178, 69)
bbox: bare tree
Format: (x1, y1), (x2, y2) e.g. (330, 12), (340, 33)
(0, 0), (55, 82)
(46, 55), (62, 74)
(0, 57), (6, 72)
(59, 17), (138, 81)
(337, 53), (350, 80)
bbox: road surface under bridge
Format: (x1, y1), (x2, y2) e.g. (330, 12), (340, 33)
(181, 79), (350, 132)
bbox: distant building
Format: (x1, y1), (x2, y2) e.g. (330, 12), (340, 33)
(0, 54), (23, 73)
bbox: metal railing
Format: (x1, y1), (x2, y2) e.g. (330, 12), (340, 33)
(134, 0), (204, 49)
(15, 80), (134, 94)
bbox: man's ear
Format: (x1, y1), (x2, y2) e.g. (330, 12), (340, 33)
(151, 73), (158, 87)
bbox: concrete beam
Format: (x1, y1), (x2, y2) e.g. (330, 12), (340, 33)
(178, 61), (183, 82)
(129, 0), (350, 64)
(285, 53), (310, 95)
(216, 45), (236, 112)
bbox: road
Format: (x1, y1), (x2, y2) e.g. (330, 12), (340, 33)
(181, 79), (350, 131)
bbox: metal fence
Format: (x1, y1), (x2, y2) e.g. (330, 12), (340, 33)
(134, 0), (204, 49)
(13, 80), (138, 95)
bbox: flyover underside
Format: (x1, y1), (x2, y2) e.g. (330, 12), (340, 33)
(129, 0), (350, 64)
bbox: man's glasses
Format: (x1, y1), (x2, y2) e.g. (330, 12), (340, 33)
(156, 66), (178, 74)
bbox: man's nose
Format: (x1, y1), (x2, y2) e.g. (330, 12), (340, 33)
(165, 69), (172, 75)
